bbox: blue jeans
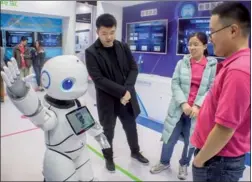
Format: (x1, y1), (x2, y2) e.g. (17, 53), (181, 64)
(192, 149), (246, 182)
(33, 65), (42, 87)
(160, 114), (195, 166)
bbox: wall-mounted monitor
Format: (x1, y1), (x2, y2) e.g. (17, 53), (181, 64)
(177, 17), (216, 56)
(126, 19), (168, 54)
(5, 31), (34, 47)
(37, 32), (62, 47)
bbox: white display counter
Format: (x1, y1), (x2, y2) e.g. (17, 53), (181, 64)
(135, 74), (172, 123)
(87, 73), (173, 124)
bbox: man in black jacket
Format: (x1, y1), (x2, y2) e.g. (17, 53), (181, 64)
(85, 14), (149, 172)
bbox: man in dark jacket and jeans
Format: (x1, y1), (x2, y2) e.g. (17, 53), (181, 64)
(85, 13), (149, 172)
(13, 36), (32, 78)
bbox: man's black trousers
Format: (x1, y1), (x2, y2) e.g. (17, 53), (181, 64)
(100, 102), (140, 160)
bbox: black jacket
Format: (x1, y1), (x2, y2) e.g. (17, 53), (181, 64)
(31, 48), (46, 66)
(85, 39), (140, 121)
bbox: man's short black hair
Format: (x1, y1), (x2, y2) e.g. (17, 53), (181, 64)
(212, 2), (251, 37)
(20, 36), (28, 42)
(96, 13), (117, 29)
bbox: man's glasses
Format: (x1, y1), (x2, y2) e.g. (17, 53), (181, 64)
(209, 24), (232, 39)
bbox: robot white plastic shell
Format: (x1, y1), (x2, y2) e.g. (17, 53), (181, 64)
(1, 55), (110, 181)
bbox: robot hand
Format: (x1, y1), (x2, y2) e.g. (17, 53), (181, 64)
(1, 58), (34, 98)
(94, 133), (111, 149)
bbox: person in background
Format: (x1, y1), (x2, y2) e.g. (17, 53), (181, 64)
(191, 2), (250, 182)
(0, 47), (5, 102)
(150, 32), (217, 180)
(31, 40), (45, 91)
(85, 13), (149, 173)
(13, 36), (32, 78)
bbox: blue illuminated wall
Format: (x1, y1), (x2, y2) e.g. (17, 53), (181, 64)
(0, 13), (63, 60)
(122, 1), (251, 77)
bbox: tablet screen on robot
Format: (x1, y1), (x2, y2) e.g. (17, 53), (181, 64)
(66, 106), (95, 135)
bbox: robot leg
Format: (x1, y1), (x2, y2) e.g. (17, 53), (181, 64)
(43, 148), (79, 181)
(74, 145), (96, 181)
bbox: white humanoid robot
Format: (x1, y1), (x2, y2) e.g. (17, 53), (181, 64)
(1, 55), (110, 181)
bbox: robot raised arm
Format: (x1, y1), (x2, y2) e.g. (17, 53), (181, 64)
(1, 58), (57, 131)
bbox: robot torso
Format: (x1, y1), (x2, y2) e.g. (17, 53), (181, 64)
(42, 95), (87, 159)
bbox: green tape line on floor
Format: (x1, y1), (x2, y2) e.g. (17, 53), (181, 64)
(87, 144), (143, 182)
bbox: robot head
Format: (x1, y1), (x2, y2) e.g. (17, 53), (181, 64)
(41, 55), (88, 100)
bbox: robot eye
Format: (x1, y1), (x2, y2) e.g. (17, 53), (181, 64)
(62, 78), (74, 91)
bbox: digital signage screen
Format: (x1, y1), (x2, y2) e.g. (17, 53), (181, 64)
(37, 32), (62, 47)
(177, 17), (216, 57)
(126, 20), (168, 54)
(5, 31), (34, 47)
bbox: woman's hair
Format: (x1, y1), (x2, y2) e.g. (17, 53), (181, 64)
(35, 40), (43, 51)
(188, 32), (209, 57)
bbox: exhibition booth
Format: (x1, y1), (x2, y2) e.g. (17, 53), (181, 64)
(0, 1), (95, 87)
(1, 13), (63, 60)
(0, 1), (96, 61)
(0, 1), (77, 59)
(0, 0), (250, 166)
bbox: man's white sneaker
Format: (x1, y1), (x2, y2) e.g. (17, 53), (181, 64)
(150, 163), (170, 174)
(177, 165), (188, 180)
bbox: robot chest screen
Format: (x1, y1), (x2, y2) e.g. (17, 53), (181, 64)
(65, 106), (95, 135)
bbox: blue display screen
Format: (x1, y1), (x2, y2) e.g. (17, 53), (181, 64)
(177, 18), (216, 56)
(37, 32), (62, 47)
(126, 20), (167, 54)
(5, 31), (34, 47)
